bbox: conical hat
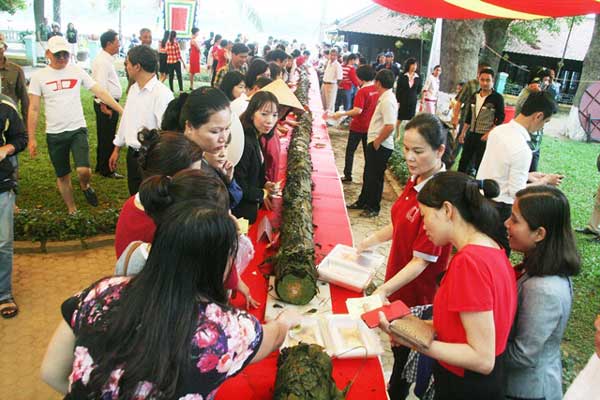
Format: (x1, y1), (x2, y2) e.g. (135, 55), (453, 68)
(227, 110), (245, 167)
(259, 79), (304, 110)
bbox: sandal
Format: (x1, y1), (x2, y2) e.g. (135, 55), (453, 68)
(0, 297), (18, 319)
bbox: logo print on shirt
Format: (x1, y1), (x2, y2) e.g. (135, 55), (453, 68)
(45, 79), (78, 91)
(406, 205), (419, 223)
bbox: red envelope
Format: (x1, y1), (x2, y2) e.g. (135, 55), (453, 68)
(361, 300), (412, 328)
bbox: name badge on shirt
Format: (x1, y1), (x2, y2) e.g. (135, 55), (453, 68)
(406, 206), (419, 223)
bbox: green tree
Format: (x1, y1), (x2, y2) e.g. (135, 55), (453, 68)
(439, 19), (485, 92)
(481, 17), (583, 72)
(34, 0), (44, 42)
(53, 0), (61, 27)
(0, 0), (26, 14)
(106, 0), (122, 39)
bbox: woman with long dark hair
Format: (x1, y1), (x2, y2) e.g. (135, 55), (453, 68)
(41, 201), (300, 399)
(396, 58), (423, 127)
(114, 129), (204, 258)
(158, 31), (170, 82)
(219, 71), (247, 101)
(356, 113), (453, 398)
(380, 171), (517, 399)
(234, 91), (281, 223)
(245, 58), (271, 89)
(165, 30), (185, 92)
(504, 186), (580, 400)
(189, 27), (201, 90)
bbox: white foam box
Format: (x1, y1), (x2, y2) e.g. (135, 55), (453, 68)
(321, 314), (384, 358)
(281, 317), (326, 349)
(317, 244), (385, 293)
(264, 276), (332, 322)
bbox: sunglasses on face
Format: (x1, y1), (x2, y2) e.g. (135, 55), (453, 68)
(53, 51), (70, 59)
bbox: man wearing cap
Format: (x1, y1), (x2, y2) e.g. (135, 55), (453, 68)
(0, 37), (29, 122)
(321, 47), (343, 118)
(376, 52), (401, 80)
(27, 36), (124, 214)
(92, 30), (124, 179)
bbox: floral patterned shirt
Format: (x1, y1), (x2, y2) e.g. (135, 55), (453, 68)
(61, 276), (263, 400)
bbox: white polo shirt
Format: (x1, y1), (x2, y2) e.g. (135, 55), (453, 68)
(28, 64), (96, 133)
(91, 49), (123, 101)
(114, 76), (173, 149)
(368, 88), (398, 150)
(476, 119), (532, 204)
(323, 60), (343, 84)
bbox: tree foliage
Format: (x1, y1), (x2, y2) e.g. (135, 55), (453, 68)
(106, 0), (120, 13)
(509, 17), (583, 46)
(0, 0), (26, 14)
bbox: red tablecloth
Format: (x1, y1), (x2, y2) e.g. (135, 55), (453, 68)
(217, 68), (388, 399)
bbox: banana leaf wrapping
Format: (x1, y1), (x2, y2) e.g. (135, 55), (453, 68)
(294, 66), (311, 107)
(274, 344), (346, 400)
(274, 109), (318, 305)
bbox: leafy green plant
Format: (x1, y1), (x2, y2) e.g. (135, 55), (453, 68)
(388, 137), (410, 185)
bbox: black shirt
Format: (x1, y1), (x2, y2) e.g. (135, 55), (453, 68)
(0, 95), (28, 191)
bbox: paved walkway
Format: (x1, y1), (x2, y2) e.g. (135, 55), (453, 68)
(0, 124), (399, 399)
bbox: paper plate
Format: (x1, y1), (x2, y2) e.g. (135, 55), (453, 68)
(227, 111), (244, 166)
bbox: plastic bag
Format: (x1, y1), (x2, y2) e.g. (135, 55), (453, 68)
(234, 234), (255, 275)
(563, 353), (600, 400)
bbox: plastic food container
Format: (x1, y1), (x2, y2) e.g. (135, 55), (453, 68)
(317, 244), (385, 292)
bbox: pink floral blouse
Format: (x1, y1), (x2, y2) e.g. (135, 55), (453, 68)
(61, 276), (263, 399)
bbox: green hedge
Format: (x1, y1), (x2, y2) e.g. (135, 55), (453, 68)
(388, 137), (410, 185)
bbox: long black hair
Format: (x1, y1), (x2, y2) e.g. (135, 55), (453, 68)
(515, 185), (581, 277)
(137, 129), (203, 179)
(218, 71), (245, 101)
(86, 201), (239, 399)
(139, 169), (229, 224)
(405, 113), (455, 169)
(162, 86), (230, 132)
(246, 58), (269, 88)
(417, 171), (504, 246)
(160, 30), (170, 48)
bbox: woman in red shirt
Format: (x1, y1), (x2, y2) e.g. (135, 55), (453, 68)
(381, 171), (517, 399)
(357, 113), (453, 398)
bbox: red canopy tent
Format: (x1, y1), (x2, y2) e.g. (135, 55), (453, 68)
(373, 0), (600, 19)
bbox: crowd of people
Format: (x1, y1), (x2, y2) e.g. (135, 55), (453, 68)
(0, 23), (598, 400)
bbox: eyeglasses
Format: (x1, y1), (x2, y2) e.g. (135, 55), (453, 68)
(53, 51), (70, 59)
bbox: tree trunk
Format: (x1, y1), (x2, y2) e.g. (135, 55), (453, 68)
(565, 14), (600, 141)
(481, 19), (512, 73)
(34, 0), (44, 42)
(53, 0), (61, 27)
(574, 14), (600, 107)
(439, 19), (484, 92)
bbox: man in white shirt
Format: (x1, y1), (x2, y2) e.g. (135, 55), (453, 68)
(421, 65), (441, 114)
(27, 36), (123, 214)
(348, 69), (398, 217)
(92, 30), (123, 179)
(109, 45), (173, 195)
(477, 91), (560, 251)
(321, 47), (343, 118)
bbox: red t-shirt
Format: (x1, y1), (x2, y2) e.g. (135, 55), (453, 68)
(349, 84), (379, 133)
(115, 196), (156, 259)
(296, 55), (306, 67)
(433, 244), (517, 377)
(216, 48), (228, 71)
(386, 177), (452, 307)
(114, 196), (239, 289)
(339, 64), (360, 90)
(259, 131), (281, 183)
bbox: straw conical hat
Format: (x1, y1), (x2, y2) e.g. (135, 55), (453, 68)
(259, 79), (304, 110)
(227, 110), (244, 166)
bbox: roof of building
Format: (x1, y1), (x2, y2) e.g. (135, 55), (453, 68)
(331, 4), (595, 61)
(504, 16), (595, 61)
(331, 4), (423, 39)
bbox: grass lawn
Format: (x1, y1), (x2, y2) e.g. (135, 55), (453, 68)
(15, 74), (211, 242)
(390, 133), (600, 387)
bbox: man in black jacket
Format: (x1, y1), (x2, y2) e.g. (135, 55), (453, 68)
(457, 68), (505, 176)
(0, 94), (28, 319)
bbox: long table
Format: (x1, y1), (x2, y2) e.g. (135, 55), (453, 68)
(216, 69), (388, 399)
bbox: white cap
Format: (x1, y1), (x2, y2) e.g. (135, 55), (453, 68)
(47, 36), (70, 54)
